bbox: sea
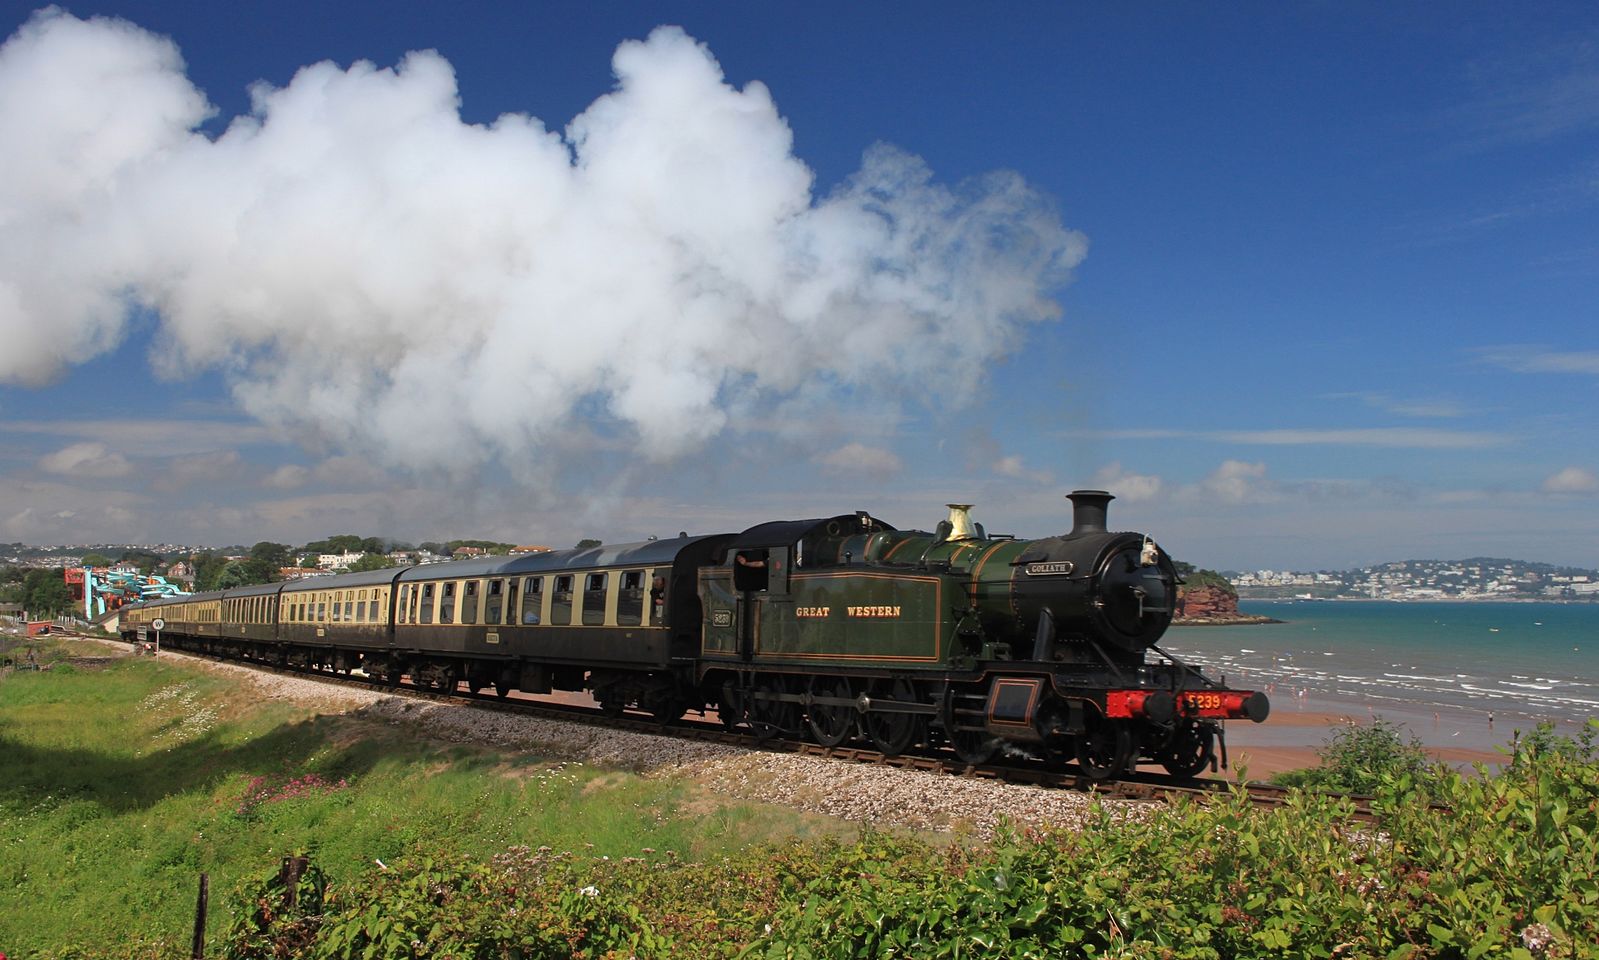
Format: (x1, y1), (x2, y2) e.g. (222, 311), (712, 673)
(1160, 600), (1599, 745)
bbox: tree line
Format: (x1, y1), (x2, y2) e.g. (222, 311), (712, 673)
(2, 534), (608, 606)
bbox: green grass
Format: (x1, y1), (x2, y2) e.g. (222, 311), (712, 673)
(11, 643), (1597, 959)
(0, 642), (829, 957)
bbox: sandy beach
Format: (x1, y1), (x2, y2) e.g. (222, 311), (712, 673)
(1201, 689), (1560, 779)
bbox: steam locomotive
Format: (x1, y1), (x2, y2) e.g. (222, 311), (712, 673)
(121, 490), (1267, 780)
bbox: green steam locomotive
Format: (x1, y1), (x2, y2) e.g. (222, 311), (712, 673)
(122, 490), (1267, 780)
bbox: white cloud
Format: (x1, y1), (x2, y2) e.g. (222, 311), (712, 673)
(1324, 391), (1467, 419)
(1214, 428), (1506, 449)
(1058, 426), (1507, 449)
(151, 450), (245, 492)
(37, 441), (131, 477)
(0, 478), (149, 540)
(0, 418), (276, 455)
(1202, 460), (1270, 504)
(1479, 345), (1599, 376)
(993, 454), (1053, 485)
(1090, 462), (1162, 502)
(262, 464), (310, 489)
(1544, 465), (1599, 494)
(815, 442), (903, 478)
(0, 11), (1084, 480)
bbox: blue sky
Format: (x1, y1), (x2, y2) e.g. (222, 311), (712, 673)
(1, 1), (1596, 571)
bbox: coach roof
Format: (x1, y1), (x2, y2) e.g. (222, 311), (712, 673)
(393, 535), (723, 583)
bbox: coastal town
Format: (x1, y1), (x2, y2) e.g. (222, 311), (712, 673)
(9, 540), (1598, 609)
(1233, 557), (1599, 601)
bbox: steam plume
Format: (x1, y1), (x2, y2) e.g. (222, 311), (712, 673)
(0, 9), (1085, 471)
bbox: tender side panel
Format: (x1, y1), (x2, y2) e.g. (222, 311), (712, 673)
(700, 571), (945, 665)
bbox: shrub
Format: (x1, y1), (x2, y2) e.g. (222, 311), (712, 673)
(1273, 716), (1441, 795)
(215, 722), (1599, 959)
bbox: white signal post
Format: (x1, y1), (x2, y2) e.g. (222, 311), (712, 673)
(151, 617), (165, 656)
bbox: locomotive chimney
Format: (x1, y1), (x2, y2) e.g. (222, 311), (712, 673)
(944, 503), (979, 541)
(1067, 489), (1114, 536)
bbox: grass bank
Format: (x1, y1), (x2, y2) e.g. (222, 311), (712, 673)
(0, 640), (832, 957)
(6, 640), (1598, 958)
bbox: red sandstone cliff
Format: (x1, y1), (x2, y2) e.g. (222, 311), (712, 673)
(1176, 584), (1240, 619)
(1172, 583), (1277, 625)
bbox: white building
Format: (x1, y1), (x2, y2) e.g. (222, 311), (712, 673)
(317, 550), (363, 570)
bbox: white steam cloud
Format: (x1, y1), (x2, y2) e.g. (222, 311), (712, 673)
(0, 9), (1085, 473)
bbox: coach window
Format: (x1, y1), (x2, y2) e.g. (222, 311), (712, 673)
(420, 584), (435, 625)
(440, 582), (456, 624)
(504, 579), (518, 625)
(317, 599), (326, 622)
(552, 575), (573, 625)
(355, 590), (367, 623)
(345, 592), (355, 621)
(521, 577), (543, 624)
(397, 585), (410, 624)
(462, 580), (479, 625)
(618, 570), (644, 626)
(368, 592), (380, 621)
(583, 572), (608, 626)
(485, 579), (504, 624)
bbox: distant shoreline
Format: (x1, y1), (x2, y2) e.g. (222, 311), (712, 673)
(1172, 614), (1283, 626)
(1240, 595), (1599, 604)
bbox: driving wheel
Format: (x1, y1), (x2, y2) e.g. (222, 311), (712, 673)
(864, 679), (923, 756)
(806, 677), (857, 748)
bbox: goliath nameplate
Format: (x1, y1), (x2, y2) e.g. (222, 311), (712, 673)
(1024, 561), (1074, 576)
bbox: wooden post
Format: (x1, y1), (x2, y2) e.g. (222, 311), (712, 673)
(280, 855), (309, 909)
(191, 872), (209, 959)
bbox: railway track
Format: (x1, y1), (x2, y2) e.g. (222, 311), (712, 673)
(77, 632), (1376, 820)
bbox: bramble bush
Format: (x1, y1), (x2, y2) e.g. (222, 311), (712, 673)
(1272, 716), (1440, 795)
(219, 720), (1599, 959)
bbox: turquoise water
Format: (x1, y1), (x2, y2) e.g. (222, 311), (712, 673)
(1160, 601), (1599, 726)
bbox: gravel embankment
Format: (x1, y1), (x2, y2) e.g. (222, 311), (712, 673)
(85, 637), (1122, 838)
